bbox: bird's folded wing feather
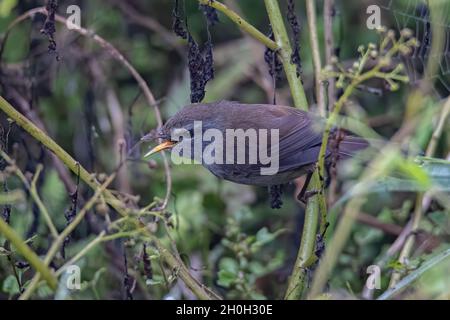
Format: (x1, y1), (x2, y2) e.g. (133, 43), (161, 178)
(228, 104), (327, 175)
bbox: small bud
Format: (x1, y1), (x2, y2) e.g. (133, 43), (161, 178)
(400, 28), (413, 38)
(97, 173), (107, 183)
(389, 83), (399, 91)
(336, 75), (345, 88)
(147, 159), (158, 170)
(370, 50), (379, 59)
(399, 46), (412, 56)
(125, 239), (135, 247)
(330, 56), (339, 64)
(379, 57), (392, 67)
(4, 165), (16, 175)
(95, 202), (109, 215)
(387, 30), (396, 39)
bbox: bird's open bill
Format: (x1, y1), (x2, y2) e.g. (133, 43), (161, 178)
(144, 140), (176, 158)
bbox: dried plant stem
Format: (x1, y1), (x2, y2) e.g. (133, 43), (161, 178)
(0, 153), (58, 238)
(0, 96), (219, 300)
(198, 0), (278, 51)
(306, 0), (326, 116)
(19, 173), (117, 300)
(3, 7), (173, 210)
(264, 0), (309, 109)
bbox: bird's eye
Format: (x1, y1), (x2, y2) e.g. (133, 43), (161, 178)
(157, 129), (170, 140)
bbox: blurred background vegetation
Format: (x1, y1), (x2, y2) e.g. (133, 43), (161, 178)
(0, 0), (449, 300)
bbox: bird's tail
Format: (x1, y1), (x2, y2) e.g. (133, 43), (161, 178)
(334, 134), (370, 160)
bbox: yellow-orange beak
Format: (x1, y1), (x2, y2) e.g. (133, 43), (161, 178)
(144, 140), (177, 158)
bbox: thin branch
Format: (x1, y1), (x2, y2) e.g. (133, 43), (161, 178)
(20, 173), (117, 300)
(306, 0), (326, 116)
(0, 152), (58, 238)
(3, 7), (173, 210)
(264, 0), (308, 109)
(0, 95), (219, 300)
(0, 217), (58, 290)
(323, 0), (336, 112)
(285, 173), (320, 299)
(380, 248), (450, 300)
(198, 0), (278, 51)
(109, 0), (184, 53)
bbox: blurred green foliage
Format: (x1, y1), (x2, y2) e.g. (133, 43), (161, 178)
(0, 0), (449, 300)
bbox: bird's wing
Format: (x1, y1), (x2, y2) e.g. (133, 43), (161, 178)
(223, 104), (327, 175)
(271, 106), (326, 173)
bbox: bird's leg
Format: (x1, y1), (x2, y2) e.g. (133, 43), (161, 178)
(269, 184), (284, 209)
(297, 170), (314, 203)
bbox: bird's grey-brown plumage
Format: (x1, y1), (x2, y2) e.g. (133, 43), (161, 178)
(158, 100), (367, 186)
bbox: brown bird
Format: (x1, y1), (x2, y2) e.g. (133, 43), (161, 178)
(144, 100), (367, 208)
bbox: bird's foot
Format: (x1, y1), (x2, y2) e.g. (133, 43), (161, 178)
(298, 189), (320, 203)
(269, 185), (284, 209)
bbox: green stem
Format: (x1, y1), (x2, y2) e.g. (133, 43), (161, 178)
(317, 68), (380, 182)
(0, 218), (57, 290)
(285, 172), (320, 299)
(306, 0), (326, 116)
(19, 173), (117, 300)
(264, 0), (308, 109)
(0, 152), (59, 238)
(55, 232), (106, 277)
(198, 0), (278, 51)
(0, 95), (219, 300)
(262, 0), (319, 299)
(309, 148), (400, 298)
(30, 164), (59, 238)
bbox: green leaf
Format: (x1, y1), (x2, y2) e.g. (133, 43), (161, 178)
(2, 275), (20, 296)
(217, 269), (237, 288)
(219, 257), (239, 274)
(36, 284), (53, 298)
(251, 227), (286, 251)
(335, 156), (450, 206)
(0, 246), (10, 256)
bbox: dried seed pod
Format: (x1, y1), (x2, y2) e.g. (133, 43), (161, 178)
(200, 3), (219, 27)
(40, 0), (59, 59)
(287, 0), (302, 77)
(188, 34), (206, 103)
(172, 0), (187, 39)
(269, 184), (283, 209)
(142, 243), (153, 281)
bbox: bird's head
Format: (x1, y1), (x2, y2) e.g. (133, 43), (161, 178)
(143, 103), (225, 157)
